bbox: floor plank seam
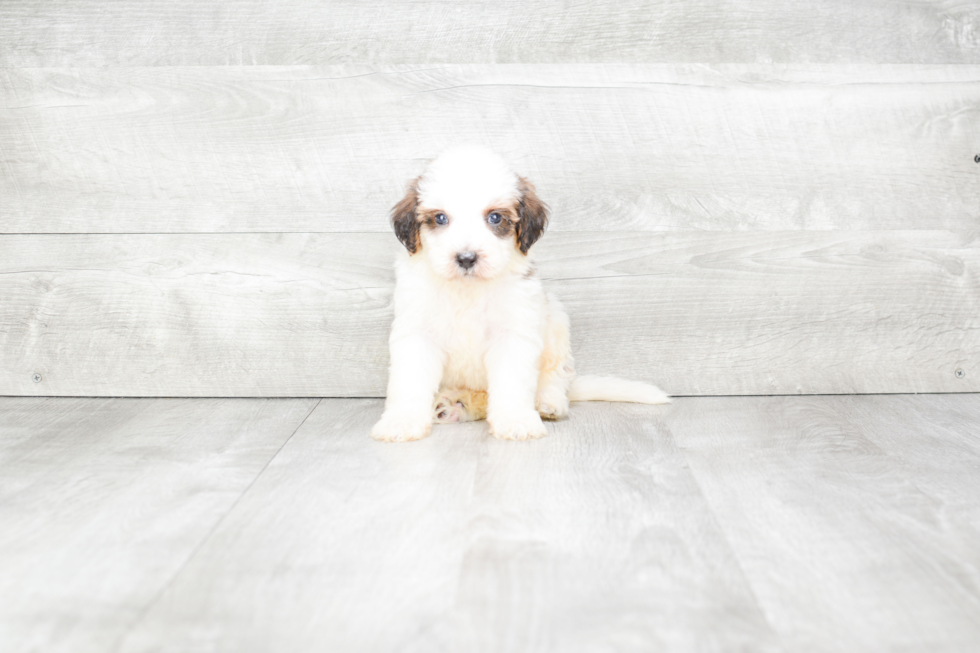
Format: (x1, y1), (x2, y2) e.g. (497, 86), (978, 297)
(2, 393), (977, 400)
(667, 421), (783, 642)
(106, 398), (322, 652)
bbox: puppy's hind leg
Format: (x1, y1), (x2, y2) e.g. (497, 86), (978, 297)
(535, 295), (574, 421)
(433, 389), (488, 424)
(537, 368), (573, 421)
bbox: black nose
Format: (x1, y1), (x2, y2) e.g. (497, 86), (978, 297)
(455, 251), (478, 270)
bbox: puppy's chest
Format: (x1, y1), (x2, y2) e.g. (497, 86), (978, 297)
(437, 301), (492, 389)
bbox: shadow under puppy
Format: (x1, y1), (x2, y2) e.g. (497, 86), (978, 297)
(371, 146), (669, 442)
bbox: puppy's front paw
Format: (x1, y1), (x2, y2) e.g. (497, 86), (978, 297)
(371, 411), (431, 442)
(488, 410), (548, 441)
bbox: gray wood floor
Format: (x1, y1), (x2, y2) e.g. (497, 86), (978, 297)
(1, 394), (978, 652)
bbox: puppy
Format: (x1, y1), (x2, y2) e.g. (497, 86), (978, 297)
(371, 146), (669, 442)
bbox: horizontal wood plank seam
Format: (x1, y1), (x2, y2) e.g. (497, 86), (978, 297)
(3, 393), (978, 400)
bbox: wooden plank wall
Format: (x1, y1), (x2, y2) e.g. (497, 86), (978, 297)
(3, 1), (980, 65)
(1, 3), (978, 397)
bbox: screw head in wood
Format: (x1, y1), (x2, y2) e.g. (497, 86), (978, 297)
(32, 373), (42, 383)
(955, 368), (966, 379)
(975, 155), (980, 163)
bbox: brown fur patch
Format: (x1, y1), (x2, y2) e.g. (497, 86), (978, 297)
(484, 205), (518, 239)
(460, 389), (488, 420)
(391, 177), (421, 254)
(418, 208), (450, 230)
(516, 177), (548, 254)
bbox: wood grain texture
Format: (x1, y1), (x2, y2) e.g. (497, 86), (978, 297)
(116, 398), (776, 653)
(3, 65), (979, 233)
(0, 231), (976, 397)
(667, 394), (980, 651)
(6, 396), (977, 652)
(856, 394), (980, 536)
(2, 0), (979, 66)
(0, 397), (318, 653)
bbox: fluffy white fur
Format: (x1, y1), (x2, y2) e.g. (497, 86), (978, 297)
(371, 146), (669, 442)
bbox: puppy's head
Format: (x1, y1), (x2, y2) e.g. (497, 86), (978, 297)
(390, 146), (548, 281)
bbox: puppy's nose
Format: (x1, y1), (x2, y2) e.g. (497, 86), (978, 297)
(455, 251), (478, 270)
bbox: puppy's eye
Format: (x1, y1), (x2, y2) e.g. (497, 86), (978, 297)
(487, 212), (502, 225)
(434, 213), (448, 225)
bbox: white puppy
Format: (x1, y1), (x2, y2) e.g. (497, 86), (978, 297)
(371, 146), (669, 442)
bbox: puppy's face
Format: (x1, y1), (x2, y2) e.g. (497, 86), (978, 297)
(391, 147), (548, 281)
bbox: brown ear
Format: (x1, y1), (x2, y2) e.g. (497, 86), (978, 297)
(516, 177), (548, 254)
(391, 178), (421, 254)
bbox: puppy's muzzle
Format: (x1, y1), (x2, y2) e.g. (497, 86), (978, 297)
(455, 251), (479, 270)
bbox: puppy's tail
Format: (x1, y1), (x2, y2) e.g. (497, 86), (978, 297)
(568, 375), (671, 405)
